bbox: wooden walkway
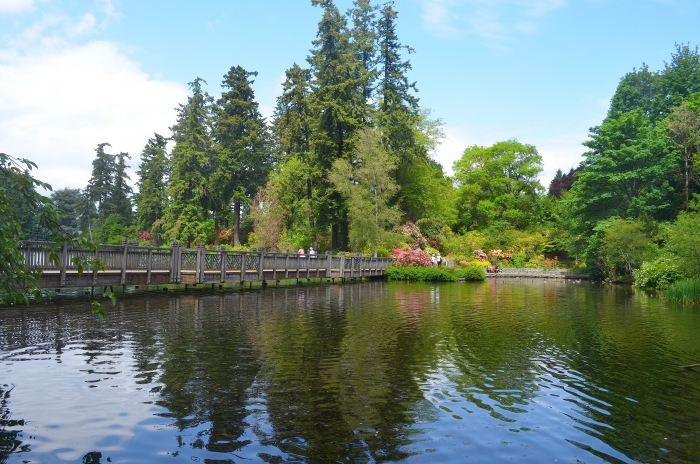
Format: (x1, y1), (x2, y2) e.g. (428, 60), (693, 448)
(20, 241), (392, 289)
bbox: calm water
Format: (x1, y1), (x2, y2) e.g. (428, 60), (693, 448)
(1, 279), (700, 463)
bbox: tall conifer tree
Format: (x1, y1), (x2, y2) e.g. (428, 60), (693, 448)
(166, 78), (214, 246)
(135, 133), (169, 242)
(308, 0), (364, 249)
(273, 64), (316, 244)
(212, 66), (271, 246)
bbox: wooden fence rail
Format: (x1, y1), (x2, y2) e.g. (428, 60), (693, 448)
(19, 240), (393, 289)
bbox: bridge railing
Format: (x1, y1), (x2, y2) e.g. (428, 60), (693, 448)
(19, 240), (394, 287)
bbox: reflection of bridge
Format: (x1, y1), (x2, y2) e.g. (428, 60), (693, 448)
(20, 241), (393, 289)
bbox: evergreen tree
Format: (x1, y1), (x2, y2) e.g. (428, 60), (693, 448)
(348, 0), (379, 125)
(135, 133), (169, 243)
(308, 0), (364, 249)
(212, 66), (272, 246)
(110, 152), (134, 225)
(86, 142), (116, 220)
(50, 187), (82, 236)
(272, 64), (316, 244)
(165, 78), (215, 246)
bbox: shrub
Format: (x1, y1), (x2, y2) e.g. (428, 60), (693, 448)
(456, 266), (486, 281)
(472, 249), (488, 261)
(458, 260), (471, 266)
(416, 217), (445, 241)
(666, 278), (700, 304)
(385, 266), (457, 282)
(473, 260), (491, 268)
(511, 252), (527, 267)
(392, 248), (431, 267)
(633, 257), (685, 290)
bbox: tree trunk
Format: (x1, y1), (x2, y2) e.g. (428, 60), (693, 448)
(234, 201), (241, 247)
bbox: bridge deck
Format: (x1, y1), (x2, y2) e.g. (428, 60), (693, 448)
(21, 241), (391, 288)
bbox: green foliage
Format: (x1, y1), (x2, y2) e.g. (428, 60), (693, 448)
(385, 265), (456, 282)
(633, 257), (685, 290)
(594, 218), (657, 280)
(567, 112), (677, 226)
(136, 133), (169, 244)
(0, 152), (113, 316)
(165, 78), (214, 246)
(454, 139), (543, 231)
(97, 214), (127, 245)
(86, 143), (133, 225)
(415, 217), (444, 241)
(50, 187), (82, 236)
(329, 128), (402, 256)
(665, 278), (700, 304)
(663, 211), (700, 278)
(212, 65), (272, 245)
(455, 266), (486, 281)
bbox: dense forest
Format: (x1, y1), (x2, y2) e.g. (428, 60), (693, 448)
(5, 0), (700, 293)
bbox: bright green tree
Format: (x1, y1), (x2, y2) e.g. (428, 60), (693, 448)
(567, 111), (677, 226)
(664, 211), (700, 278)
(454, 139), (543, 231)
(329, 128), (401, 256)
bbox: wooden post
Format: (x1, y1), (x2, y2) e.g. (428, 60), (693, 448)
(91, 245), (98, 286)
(196, 244), (205, 284)
(59, 241), (68, 287)
(258, 248), (264, 281)
(340, 252), (345, 279)
(285, 249), (290, 279)
(146, 248), (153, 284)
(219, 245), (227, 283)
(240, 250), (247, 282)
(169, 241), (181, 284)
(272, 252), (277, 281)
(326, 251), (332, 278)
(120, 240), (129, 285)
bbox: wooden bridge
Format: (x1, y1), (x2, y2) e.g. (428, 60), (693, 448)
(20, 241), (393, 289)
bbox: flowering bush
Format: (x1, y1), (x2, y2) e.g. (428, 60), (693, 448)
(138, 231), (151, 241)
(458, 260), (471, 266)
(488, 249), (513, 260)
(472, 249), (488, 261)
(393, 248), (431, 267)
(218, 229), (233, 244)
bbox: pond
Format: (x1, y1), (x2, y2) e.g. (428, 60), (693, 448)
(1, 279), (699, 463)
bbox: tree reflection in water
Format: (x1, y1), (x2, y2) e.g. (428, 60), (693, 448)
(0, 280), (700, 462)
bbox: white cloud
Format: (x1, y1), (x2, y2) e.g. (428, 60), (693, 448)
(0, 0), (34, 15)
(416, 0), (565, 44)
(1, 11), (188, 190)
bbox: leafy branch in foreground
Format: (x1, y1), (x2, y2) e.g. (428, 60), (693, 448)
(0, 152), (114, 319)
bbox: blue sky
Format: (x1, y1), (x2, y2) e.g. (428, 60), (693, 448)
(1, 0), (699, 190)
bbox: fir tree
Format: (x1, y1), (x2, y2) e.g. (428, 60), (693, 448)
(135, 133), (169, 243)
(212, 66), (272, 246)
(165, 78), (214, 246)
